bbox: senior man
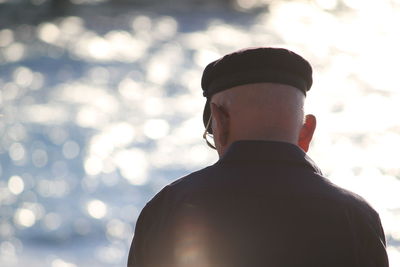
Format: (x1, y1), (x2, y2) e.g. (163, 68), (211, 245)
(128, 47), (389, 267)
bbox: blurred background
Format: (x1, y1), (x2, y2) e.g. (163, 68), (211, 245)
(0, 0), (400, 266)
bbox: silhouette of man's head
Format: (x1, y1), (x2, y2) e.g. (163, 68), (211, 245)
(201, 47), (316, 156)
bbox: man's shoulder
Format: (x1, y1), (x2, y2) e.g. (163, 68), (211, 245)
(147, 163), (380, 222)
(145, 165), (217, 205)
(313, 174), (381, 221)
(339, 186), (381, 221)
(169, 165), (217, 187)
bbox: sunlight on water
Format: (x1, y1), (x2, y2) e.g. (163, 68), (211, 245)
(0, 241), (17, 265)
(22, 104), (69, 124)
(14, 208), (36, 228)
(114, 149), (148, 185)
(193, 48), (221, 68)
(13, 67), (34, 88)
(131, 15), (152, 32)
(60, 16), (85, 36)
(96, 244), (125, 264)
(1, 0), (400, 266)
(388, 246), (400, 267)
(143, 119), (170, 140)
(73, 30), (149, 62)
(62, 141), (80, 159)
(154, 16), (178, 40)
(84, 156), (103, 176)
(0, 29), (14, 47)
(106, 219), (132, 240)
(42, 212), (62, 231)
(51, 259), (77, 267)
(87, 199), (107, 219)
(38, 23), (61, 44)
(236, 0), (258, 10)
(3, 43), (25, 62)
(32, 149), (49, 168)
(8, 176), (24, 195)
(9, 142), (26, 162)
(315, 0), (338, 10)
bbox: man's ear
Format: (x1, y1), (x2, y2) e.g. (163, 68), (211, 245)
(298, 114), (316, 152)
(210, 103), (230, 147)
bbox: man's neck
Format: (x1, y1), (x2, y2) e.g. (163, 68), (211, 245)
(218, 137), (298, 158)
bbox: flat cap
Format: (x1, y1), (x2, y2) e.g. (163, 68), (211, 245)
(201, 47), (313, 134)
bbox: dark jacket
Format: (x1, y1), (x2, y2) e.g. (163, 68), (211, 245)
(128, 141), (389, 267)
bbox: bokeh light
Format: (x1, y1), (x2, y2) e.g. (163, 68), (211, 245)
(14, 208), (36, 228)
(1, 0), (400, 266)
(8, 176), (24, 195)
(87, 199), (107, 219)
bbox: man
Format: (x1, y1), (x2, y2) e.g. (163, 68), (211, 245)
(128, 47), (389, 267)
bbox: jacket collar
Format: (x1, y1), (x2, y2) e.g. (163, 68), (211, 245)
(217, 140), (322, 175)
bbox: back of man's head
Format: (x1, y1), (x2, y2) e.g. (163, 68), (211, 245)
(201, 47), (316, 156)
(211, 82), (305, 144)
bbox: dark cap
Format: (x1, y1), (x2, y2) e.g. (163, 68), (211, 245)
(201, 47), (313, 134)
